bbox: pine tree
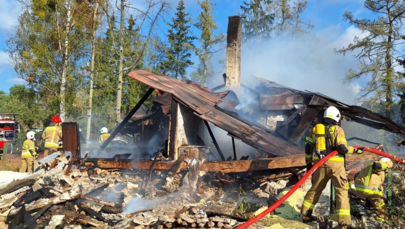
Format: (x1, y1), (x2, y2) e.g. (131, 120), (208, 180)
(191, 0), (225, 85)
(240, 0), (313, 41)
(161, 0), (196, 79)
(337, 0), (405, 118)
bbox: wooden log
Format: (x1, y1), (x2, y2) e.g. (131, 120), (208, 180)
(79, 195), (115, 207)
(101, 203), (123, 214)
(176, 218), (183, 225)
(191, 223), (197, 228)
(25, 204), (52, 229)
(198, 222), (206, 228)
(0, 179), (35, 196)
(83, 183), (109, 196)
(207, 221), (215, 228)
(25, 187), (81, 212)
(174, 206), (189, 218)
(164, 222), (172, 228)
(217, 222), (224, 228)
(189, 207), (198, 214)
(206, 212), (247, 222)
(8, 205), (25, 228)
(77, 203), (105, 222)
(13, 189), (34, 207)
(64, 210), (105, 227)
(181, 221), (188, 226)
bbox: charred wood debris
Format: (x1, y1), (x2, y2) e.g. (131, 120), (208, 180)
(0, 70), (403, 228)
(0, 153), (293, 229)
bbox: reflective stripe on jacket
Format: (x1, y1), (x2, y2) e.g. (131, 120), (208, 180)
(306, 125), (354, 164)
(353, 161), (393, 196)
(42, 125), (62, 148)
(22, 139), (35, 157)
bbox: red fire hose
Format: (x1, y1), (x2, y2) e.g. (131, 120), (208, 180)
(234, 146), (405, 229)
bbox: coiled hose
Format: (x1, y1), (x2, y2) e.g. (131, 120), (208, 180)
(234, 146), (405, 229)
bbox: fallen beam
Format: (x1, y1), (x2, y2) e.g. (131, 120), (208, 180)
(92, 151), (377, 173)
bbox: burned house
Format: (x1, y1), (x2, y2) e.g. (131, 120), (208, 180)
(87, 69), (404, 180)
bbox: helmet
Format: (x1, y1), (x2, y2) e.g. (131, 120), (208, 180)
(100, 127), (108, 134)
(26, 131), (35, 140)
(379, 157), (391, 163)
(324, 106), (341, 123)
(52, 116), (62, 124)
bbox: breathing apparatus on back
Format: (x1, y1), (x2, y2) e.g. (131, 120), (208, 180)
(314, 106), (341, 158)
(315, 123), (327, 155)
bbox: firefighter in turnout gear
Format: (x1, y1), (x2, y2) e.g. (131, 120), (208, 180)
(301, 106), (364, 228)
(19, 131), (37, 173)
(42, 116), (62, 157)
(351, 157), (393, 223)
(99, 127), (110, 143)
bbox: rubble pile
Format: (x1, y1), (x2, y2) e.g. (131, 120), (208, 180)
(0, 154), (299, 229)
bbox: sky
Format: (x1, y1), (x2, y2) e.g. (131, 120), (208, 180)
(0, 0), (370, 104)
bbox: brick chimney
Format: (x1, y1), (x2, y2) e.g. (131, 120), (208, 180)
(226, 16), (242, 89)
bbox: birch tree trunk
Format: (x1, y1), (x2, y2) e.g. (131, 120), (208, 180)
(86, 2), (99, 141)
(60, 0), (72, 121)
(116, 0), (125, 122)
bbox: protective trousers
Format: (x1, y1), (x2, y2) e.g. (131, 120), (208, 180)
(352, 190), (388, 222)
(301, 163), (351, 226)
(43, 147), (58, 157)
(19, 156), (34, 173)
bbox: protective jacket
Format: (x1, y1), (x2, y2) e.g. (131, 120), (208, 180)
(354, 160), (393, 196)
(42, 125), (62, 149)
(19, 139), (36, 173)
(305, 125), (355, 165)
(99, 133), (111, 143)
(352, 160), (393, 222)
(301, 124), (353, 226)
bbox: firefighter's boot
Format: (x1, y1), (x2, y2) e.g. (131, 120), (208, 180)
(302, 210), (316, 223)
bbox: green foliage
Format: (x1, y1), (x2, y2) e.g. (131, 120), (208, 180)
(388, 163), (405, 226)
(191, 0), (225, 85)
(6, 0), (93, 121)
(0, 85), (45, 136)
(234, 186), (258, 219)
(160, 0), (196, 79)
(337, 0), (405, 118)
(240, 0), (313, 41)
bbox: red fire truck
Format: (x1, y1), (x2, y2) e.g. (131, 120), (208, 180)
(0, 113), (20, 154)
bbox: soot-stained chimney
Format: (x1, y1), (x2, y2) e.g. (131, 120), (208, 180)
(226, 16), (242, 89)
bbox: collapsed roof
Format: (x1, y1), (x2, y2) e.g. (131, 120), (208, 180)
(127, 70), (405, 157)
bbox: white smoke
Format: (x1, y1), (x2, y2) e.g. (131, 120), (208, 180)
(208, 25), (368, 105)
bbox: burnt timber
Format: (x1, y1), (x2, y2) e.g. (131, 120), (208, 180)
(88, 69), (405, 174)
(92, 151), (378, 173)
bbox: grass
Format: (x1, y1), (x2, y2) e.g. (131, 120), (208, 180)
(0, 154), (22, 172)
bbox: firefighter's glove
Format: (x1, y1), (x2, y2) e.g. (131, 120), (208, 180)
(32, 152), (38, 159)
(355, 147), (364, 154)
(306, 163), (313, 172)
(372, 162), (382, 171)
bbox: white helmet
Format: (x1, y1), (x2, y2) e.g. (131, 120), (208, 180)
(26, 131), (35, 140)
(324, 106), (341, 123)
(379, 157), (391, 163)
(100, 127), (108, 134)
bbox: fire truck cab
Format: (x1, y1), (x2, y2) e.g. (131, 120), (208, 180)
(0, 113), (20, 154)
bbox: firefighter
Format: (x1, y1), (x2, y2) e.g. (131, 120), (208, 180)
(351, 157), (393, 223)
(42, 116), (62, 157)
(301, 106), (364, 228)
(19, 131), (37, 173)
(99, 127), (110, 143)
